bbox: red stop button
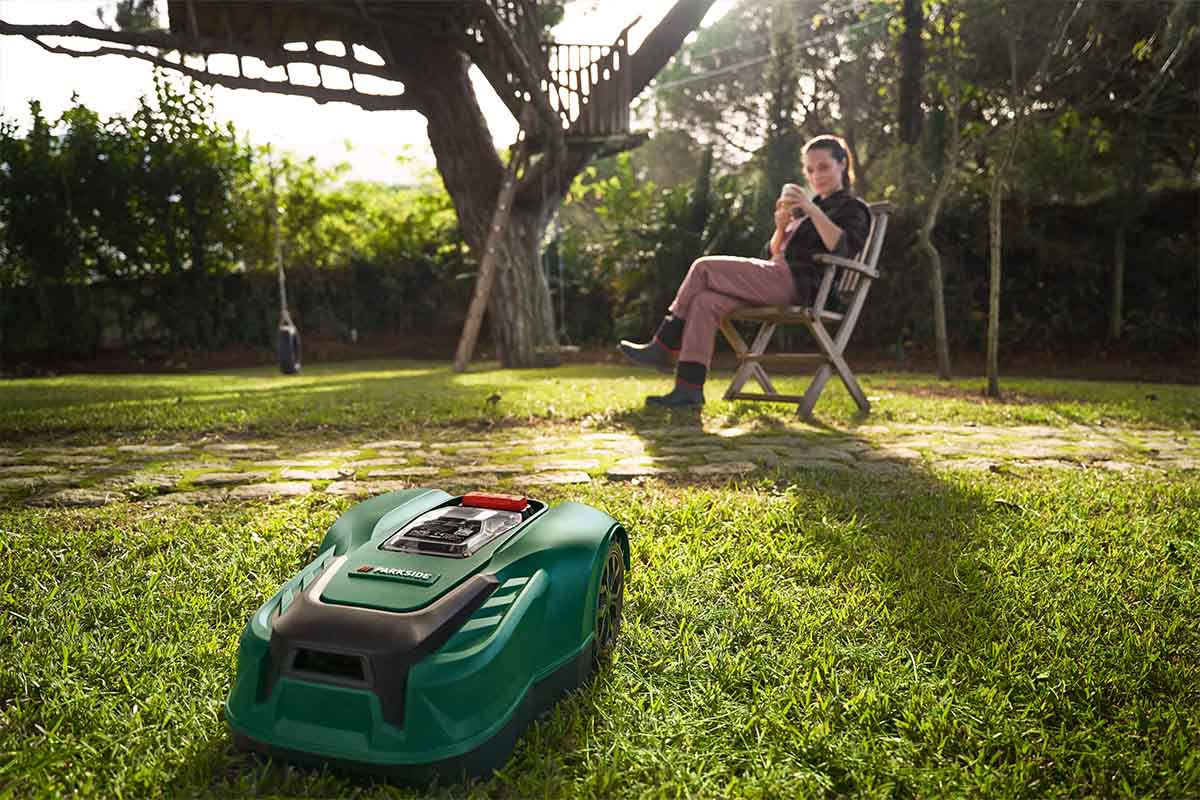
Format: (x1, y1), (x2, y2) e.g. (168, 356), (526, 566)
(462, 492), (529, 512)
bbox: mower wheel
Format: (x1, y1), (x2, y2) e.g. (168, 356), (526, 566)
(593, 539), (625, 662)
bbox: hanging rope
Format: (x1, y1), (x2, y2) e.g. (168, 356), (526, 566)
(267, 144), (301, 374)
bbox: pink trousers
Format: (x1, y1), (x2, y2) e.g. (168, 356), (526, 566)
(668, 256), (797, 368)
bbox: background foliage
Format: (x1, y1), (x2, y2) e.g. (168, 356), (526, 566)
(1, 0), (1197, 368)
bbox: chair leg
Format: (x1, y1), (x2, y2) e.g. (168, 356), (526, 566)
(749, 363), (777, 395)
(746, 323), (777, 395)
(803, 322), (871, 415)
(834, 360), (870, 413)
(721, 320), (781, 400)
(719, 318), (753, 399)
(799, 364), (833, 417)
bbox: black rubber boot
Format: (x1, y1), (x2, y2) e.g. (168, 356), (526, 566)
(645, 385), (705, 407)
(646, 361), (706, 407)
(617, 315), (683, 373)
(618, 339), (673, 372)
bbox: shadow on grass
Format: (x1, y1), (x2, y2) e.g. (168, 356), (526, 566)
(0, 362), (655, 440)
(611, 394), (999, 646)
(607, 398), (1020, 789)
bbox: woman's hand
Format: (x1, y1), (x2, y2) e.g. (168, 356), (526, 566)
(773, 201), (796, 231)
(793, 192), (817, 217)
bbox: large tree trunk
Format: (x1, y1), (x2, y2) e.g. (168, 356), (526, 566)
(487, 206), (559, 366)
(401, 39), (557, 367)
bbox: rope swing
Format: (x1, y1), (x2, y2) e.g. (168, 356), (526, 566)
(267, 144), (301, 375)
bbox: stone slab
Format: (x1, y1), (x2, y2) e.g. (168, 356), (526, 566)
(27, 488), (121, 507)
(325, 480), (412, 497)
(687, 462), (758, 476)
(530, 459), (601, 471)
(117, 444), (190, 455)
(227, 482), (313, 499)
(37, 454), (111, 466)
(860, 447), (922, 462)
(0, 474), (72, 490)
(707, 448), (779, 466)
(782, 458), (852, 472)
(297, 449), (362, 459)
(369, 466), (443, 477)
(1093, 460), (1161, 474)
(514, 471), (592, 485)
(0, 465), (57, 475)
(778, 446), (855, 464)
(581, 433), (632, 442)
(205, 443), (279, 454)
(102, 472), (179, 492)
(281, 467), (355, 481)
(191, 472), (265, 487)
(347, 458), (410, 468)
(606, 464), (671, 480)
(456, 464), (525, 474)
(145, 489), (229, 506)
(255, 459), (333, 468)
(360, 440), (423, 450)
(929, 458), (997, 472)
(1159, 457), (1200, 471)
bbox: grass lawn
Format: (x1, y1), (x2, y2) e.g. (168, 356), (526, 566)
(2, 359), (1198, 441)
(2, 360), (1198, 798)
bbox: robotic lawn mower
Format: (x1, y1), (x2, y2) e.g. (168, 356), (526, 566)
(225, 488), (628, 780)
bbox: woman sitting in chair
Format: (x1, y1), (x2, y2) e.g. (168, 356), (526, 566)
(619, 134), (871, 408)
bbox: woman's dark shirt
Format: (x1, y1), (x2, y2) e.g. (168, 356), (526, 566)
(762, 188), (871, 305)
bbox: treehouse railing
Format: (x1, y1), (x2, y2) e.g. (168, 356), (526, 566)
(542, 27), (633, 137)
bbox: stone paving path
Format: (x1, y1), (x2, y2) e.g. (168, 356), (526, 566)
(2, 422), (1197, 508)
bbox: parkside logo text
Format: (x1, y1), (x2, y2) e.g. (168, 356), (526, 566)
(349, 564), (439, 586)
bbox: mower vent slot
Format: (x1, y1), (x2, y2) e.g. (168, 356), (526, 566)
(291, 648), (367, 684)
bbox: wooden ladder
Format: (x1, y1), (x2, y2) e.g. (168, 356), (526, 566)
(452, 111), (533, 373)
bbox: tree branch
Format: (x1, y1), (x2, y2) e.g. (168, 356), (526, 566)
(15, 33), (416, 111)
(629, 0), (720, 98)
(0, 18), (407, 79)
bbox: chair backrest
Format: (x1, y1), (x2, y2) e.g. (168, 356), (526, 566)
(836, 201), (894, 296)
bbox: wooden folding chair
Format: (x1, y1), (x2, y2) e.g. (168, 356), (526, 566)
(718, 201), (894, 417)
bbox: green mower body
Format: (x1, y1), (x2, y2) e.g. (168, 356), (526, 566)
(225, 489), (628, 780)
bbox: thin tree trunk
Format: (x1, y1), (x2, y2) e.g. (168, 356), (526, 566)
(1110, 221), (1126, 341)
(1110, 121), (1148, 341)
(918, 153), (955, 378)
(898, 0), (924, 146)
(985, 21), (1032, 400)
(986, 169), (1003, 398)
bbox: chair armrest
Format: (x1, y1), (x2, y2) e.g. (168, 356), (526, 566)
(813, 253), (878, 279)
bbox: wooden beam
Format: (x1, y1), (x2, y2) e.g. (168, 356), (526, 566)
(453, 112), (533, 373)
(726, 392), (810, 404)
(737, 353), (827, 365)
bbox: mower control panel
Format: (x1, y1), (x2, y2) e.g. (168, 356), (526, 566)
(380, 504), (525, 558)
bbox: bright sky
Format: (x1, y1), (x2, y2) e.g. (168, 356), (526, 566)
(0, 0), (732, 184)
